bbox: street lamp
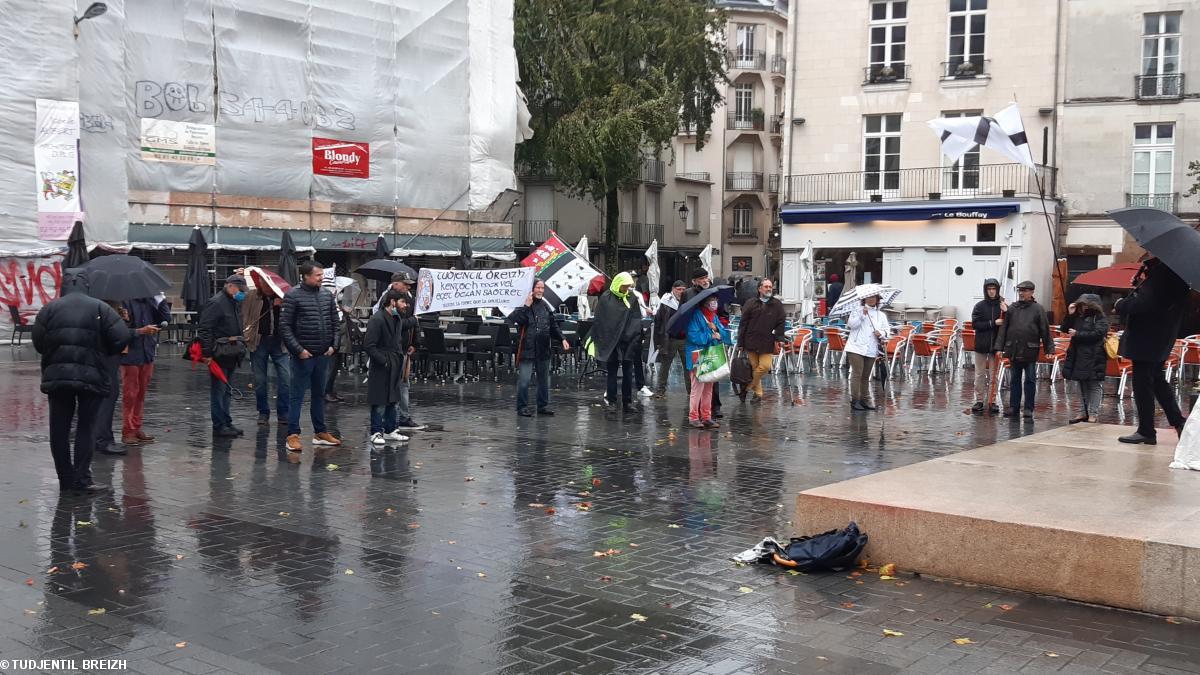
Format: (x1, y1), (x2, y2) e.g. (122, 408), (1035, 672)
(73, 2), (108, 37)
(672, 201), (689, 224)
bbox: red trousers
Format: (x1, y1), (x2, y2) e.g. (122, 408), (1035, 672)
(121, 363), (154, 437)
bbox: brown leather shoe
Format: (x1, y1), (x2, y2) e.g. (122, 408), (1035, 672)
(313, 432), (341, 446)
(136, 430), (156, 443)
(286, 434), (302, 452)
(121, 435), (142, 446)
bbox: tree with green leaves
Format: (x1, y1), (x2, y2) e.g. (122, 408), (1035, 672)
(1186, 159), (1200, 198)
(515, 0), (727, 274)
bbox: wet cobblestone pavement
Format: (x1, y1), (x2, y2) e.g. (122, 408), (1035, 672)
(0, 348), (1197, 674)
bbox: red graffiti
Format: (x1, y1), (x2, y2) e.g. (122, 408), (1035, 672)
(0, 256), (63, 324)
(333, 237), (373, 250)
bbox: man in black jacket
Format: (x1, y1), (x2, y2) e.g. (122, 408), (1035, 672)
(653, 281), (690, 399)
(198, 274), (248, 438)
(512, 279), (570, 416)
(994, 280), (1053, 419)
(1116, 257), (1189, 444)
(33, 270), (131, 493)
(280, 260), (342, 452)
(363, 290), (415, 445)
(970, 278), (1006, 414)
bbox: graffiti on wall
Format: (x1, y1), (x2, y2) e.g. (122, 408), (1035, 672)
(0, 255), (63, 324)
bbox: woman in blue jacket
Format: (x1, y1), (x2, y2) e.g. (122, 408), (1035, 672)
(685, 297), (730, 429)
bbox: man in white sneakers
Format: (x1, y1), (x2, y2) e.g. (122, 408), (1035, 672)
(363, 290), (413, 445)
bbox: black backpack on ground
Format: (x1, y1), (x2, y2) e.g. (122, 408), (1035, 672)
(767, 522), (868, 572)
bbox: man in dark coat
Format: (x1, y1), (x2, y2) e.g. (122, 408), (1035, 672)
(736, 278), (786, 401)
(242, 277), (289, 426)
(392, 287), (424, 431)
(363, 290), (414, 445)
(970, 278), (1006, 414)
(32, 269), (131, 493)
(512, 279), (570, 416)
(1116, 257), (1189, 444)
(1060, 293), (1109, 424)
(198, 274), (248, 438)
(280, 260), (342, 451)
(825, 273), (844, 315)
(591, 272), (643, 413)
(684, 268), (725, 416)
(119, 294), (170, 445)
(94, 300), (128, 456)
(653, 281), (690, 399)
(994, 280), (1053, 419)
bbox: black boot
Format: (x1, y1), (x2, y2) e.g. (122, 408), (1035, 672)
(851, 399), (866, 411)
(1118, 432), (1156, 445)
(860, 399), (877, 411)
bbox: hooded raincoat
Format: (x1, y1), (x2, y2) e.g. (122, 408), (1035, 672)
(590, 272), (643, 362)
(970, 278), (1005, 354)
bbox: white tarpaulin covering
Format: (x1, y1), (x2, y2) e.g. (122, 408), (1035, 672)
(0, 0), (522, 256)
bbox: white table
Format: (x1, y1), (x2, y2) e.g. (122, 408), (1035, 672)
(443, 333), (490, 381)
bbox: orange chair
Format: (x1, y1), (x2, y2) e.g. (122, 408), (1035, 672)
(908, 333), (945, 373)
(1106, 355), (1133, 398)
(1037, 337), (1070, 381)
(778, 328), (812, 374)
(884, 334), (908, 377)
(822, 326), (847, 368)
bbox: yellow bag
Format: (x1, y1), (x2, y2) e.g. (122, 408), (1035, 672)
(1104, 333), (1120, 360)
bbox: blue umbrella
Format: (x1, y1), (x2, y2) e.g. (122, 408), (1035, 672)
(665, 285), (734, 339)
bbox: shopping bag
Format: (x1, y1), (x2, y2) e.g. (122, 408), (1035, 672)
(695, 344), (730, 383)
(1170, 397), (1200, 471)
(1104, 333), (1120, 359)
(730, 349), (753, 386)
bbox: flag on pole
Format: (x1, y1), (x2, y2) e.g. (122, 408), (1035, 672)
(575, 236), (593, 320)
(927, 103), (1035, 170)
(645, 240), (660, 314)
(520, 232), (603, 309)
(699, 244), (713, 276)
(999, 227), (1017, 303)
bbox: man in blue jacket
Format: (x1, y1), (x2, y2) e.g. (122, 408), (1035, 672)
(120, 294), (170, 445)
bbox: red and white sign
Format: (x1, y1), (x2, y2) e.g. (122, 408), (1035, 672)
(312, 138), (369, 179)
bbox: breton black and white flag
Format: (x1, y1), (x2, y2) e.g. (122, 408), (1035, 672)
(927, 103), (1035, 170)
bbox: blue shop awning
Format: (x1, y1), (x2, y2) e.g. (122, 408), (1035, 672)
(781, 199), (1021, 225)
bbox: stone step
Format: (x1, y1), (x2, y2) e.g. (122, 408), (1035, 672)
(794, 424), (1200, 619)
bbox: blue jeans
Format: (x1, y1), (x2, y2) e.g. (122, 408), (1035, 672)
(210, 371), (232, 429)
(287, 354), (329, 436)
(517, 357), (551, 411)
(250, 341), (290, 417)
(1008, 360), (1037, 412)
(397, 379), (412, 422)
(370, 404), (397, 435)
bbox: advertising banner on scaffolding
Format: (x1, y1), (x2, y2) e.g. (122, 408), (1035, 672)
(34, 99), (83, 241)
(140, 118), (217, 165)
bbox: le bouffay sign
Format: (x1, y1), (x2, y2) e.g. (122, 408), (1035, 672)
(312, 138), (369, 179)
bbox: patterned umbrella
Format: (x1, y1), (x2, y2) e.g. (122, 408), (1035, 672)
(826, 283), (901, 318)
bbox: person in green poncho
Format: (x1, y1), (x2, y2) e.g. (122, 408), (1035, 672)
(590, 272), (644, 413)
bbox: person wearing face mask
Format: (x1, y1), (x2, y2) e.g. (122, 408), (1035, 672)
(363, 290), (413, 445)
(197, 274), (250, 438)
(685, 296), (731, 428)
(1060, 294), (1109, 424)
(844, 291), (891, 411)
(735, 278), (786, 401)
(684, 269), (726, 417)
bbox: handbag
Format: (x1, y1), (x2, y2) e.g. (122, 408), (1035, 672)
(730, 348), (753, 386)
(1104, 333), (1120, 360)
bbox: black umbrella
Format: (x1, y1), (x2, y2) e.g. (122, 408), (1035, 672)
(353, 258), (416, 283)
(80, 255), (171, 302)
(181, 227), (210, 314)
(278, 230), (299, 287)
(373, 235), (391, 298)
(459, 237), (474, 270)
(665, 285), (735, 337)
(1108, 207), (1200, 290)
(64, 220), (88, 269)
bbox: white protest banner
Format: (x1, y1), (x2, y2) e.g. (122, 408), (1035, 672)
(414, 267), (536, 315)
(140, 118), (216, 165)
(34, 100), (83, 241)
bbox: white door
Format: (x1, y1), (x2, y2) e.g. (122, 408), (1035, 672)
(780, 251), (799, 302)
(923, 249), (949, 306)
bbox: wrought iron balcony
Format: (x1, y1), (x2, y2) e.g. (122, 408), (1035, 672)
(726, 172), (764, 192)
(675, 171), (711, 182)
(1135, 73), (1184, 100)
(770, 54), (787, 75)
(783, 163), (1057, 204)
(727, 113), (764, 131)
(941, 58), (990, 80)
(1125, 192), (1179, 212)
(618, 222), (664, 247)
(863, 63), (909, 85)
(769, 117), (783, 135)
(516, 220), (557, 245)
(768, 174), (780, 195)
(515, 160), (556, 179)
(640, 159), (665, 184)
(727, 49), (766, 71)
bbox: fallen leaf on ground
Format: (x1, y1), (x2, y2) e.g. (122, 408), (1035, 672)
(858, 558), (870, 569)
(848, 571), (862, 578)
(593, 549), (621, 558)
(1166, 617), (1183, 624)
(998, 604), (1014, 611)
(894, 582), (907, 587)
(879, 563), (896, 576)
(24, 578), (34, 586)
(983, 603), (993, 608)
(477, 572), (487, 578)
(407, 523), (420, 529)
(787, 570), (802, 576)
(464, 476), (475, 482)
(953, 638), (976, 645)
(278, 511), (290, 517)
(630, 613), (647, 622)
(46, 566), (59, 574)
(23, 609), (37, 615)
(528, 503), (545, 508)
(325, 464), (339, 471)
(879, 575), (897, 581)
(448, 540), (457, 545)
(384, 508), (396, 514)
(575, 503), (591, 511)
(738, 586), (754, 594)
(71, 561), (88, 570)
(76, 521), (93, 527)
(577, 491), (591, 497)
(544, 507), (556, 515)
(344, 569), (355, 575)
(598, 576), (613, 582)
(816, 656), (828, 661)
(175, 642), (187, 648)
(18, 498), (28, 504)
(88, 608), (106, 615)
(592, 478), (602, 487)
(629, 543), (639, 548)
(175, 555), (184, 561)
(1044, 652), (1059, 658)
(882, 629), (904, 637)
(840, 602), (855, 609)
(667, 524), (681, 529)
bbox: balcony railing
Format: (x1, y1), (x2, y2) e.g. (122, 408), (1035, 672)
(727, 49), (767, 71)
(618, 222), (664, 247)
(783, 163), (1057, 204)
(640, 159), (665, 184)
(515, 160), (556, 179)
(675, 171), (711, 182)
(516, 220), (557, 245)
(768, 174), (780, 195)
(863, 63), (910, 85)
(1135, 73), (1185, 100)
(1126, 192), (1179, 212)
(941, 58), (990, 80)
(769, 117), (783, 135)
(727, 113), (764, 131)
(770, 54), (787, 75)
(727, 172), (764, 192)
(727, 227), (759, 242)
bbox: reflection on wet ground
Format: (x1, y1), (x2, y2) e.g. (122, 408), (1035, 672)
(0, 351), (1195, 674)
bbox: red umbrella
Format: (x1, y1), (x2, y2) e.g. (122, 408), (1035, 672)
(1073, 263), (1141, 289)
(186, 340), (229, 384)
(245, 266), (291, 297)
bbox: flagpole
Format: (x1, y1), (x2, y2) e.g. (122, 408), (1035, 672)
(1032, 168), (1068, 320)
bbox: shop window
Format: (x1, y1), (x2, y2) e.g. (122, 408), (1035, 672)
(976, 222), (995, 242)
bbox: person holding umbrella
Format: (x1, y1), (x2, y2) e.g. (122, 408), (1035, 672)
(684, 293), (732, 428)
(242, 267), (290, 427)
(364, 290), (414, 445)
(1116, 256), (1189, 444)
(33, 269), (131, 493)
(684, 269), (725, 417)
(198, 275), (249, 438)
(119, 293), (170, 445)
(591, 272), (644, 414)
(844, 289), (892, 411)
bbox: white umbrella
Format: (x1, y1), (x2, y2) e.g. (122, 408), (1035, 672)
(645, 239), (660, 314)
(576, 236), (592, 320)
(827, 283), (902, 317)
(798, 241), (815, 323)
